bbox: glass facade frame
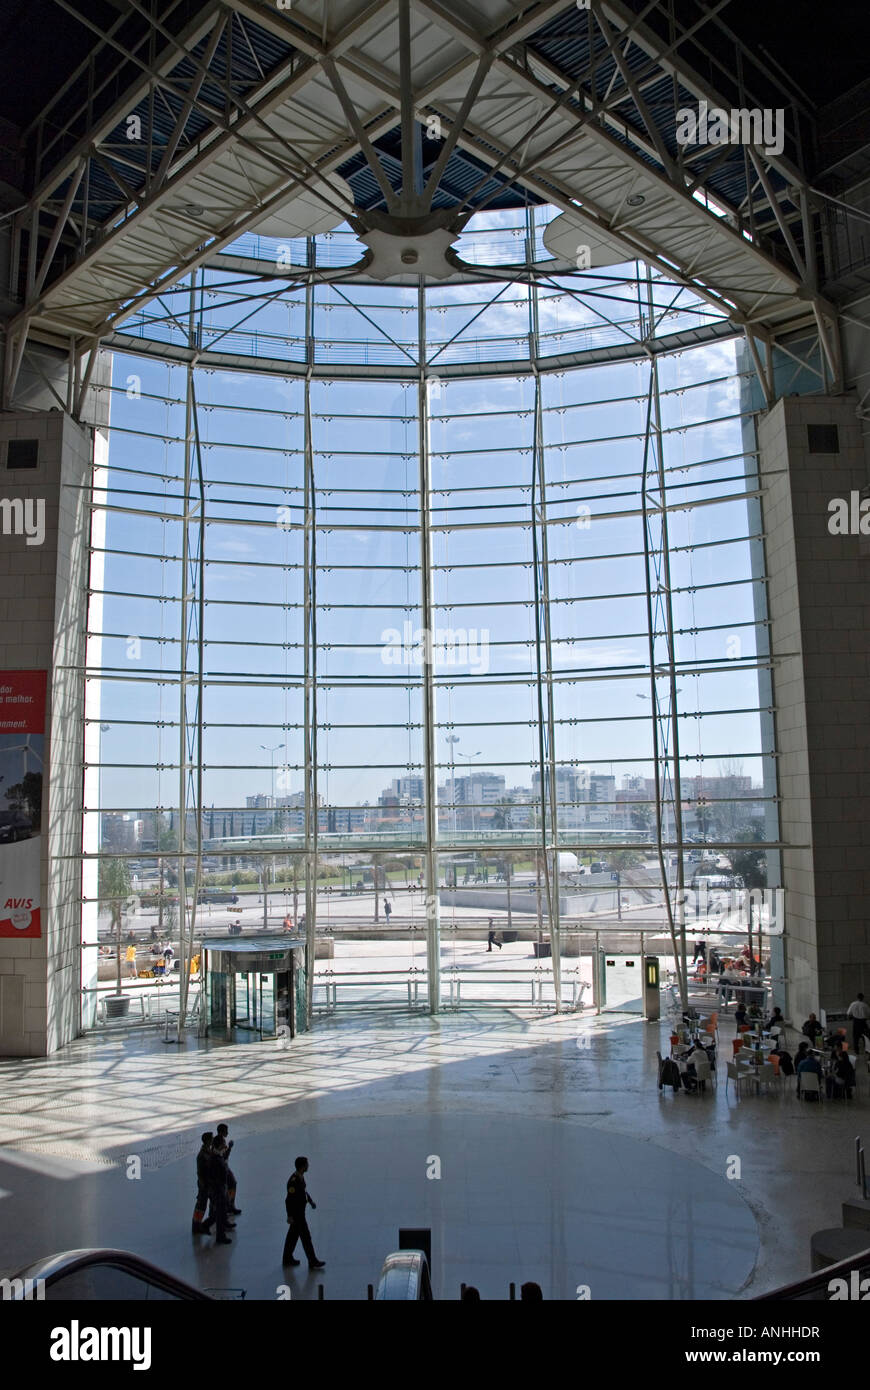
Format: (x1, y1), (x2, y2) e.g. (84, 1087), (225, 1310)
(84, 211), (781, 1022)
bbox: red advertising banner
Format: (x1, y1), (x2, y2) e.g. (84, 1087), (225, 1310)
(0, 670), (47, 938)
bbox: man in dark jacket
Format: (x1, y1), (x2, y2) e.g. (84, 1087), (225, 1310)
(203, 1140), (233, 1244)
(192, 1132), (213, 1233)
(282, 1156), (325, 1269)
(214, 1123), (241, 1214)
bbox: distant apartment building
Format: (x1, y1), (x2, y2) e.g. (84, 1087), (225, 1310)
(100, 812), (143, 851)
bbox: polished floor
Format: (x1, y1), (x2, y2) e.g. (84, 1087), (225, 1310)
(0, 1006), (864, 1300)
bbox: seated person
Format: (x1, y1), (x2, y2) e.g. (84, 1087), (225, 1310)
(769, 1045), (794, 1076)
(733, 1002), (748, 1028)
(765, 1006), (785, 1032)
(679, 1043), (706, 1092)
(686, 1040), (712, 1089)
(794, 1040), (810, 1067)
(796, 1051), (823, 1098)
(827, 1052), (856, 1100)
(801, 1012), (823, 1041)
(747, 1002), (763, 1022)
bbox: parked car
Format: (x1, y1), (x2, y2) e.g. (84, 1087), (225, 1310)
(0, 810), (33, 843)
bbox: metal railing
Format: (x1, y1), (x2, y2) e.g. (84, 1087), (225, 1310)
(84, 981), (202, 1028)
(5, 1248), (213, 1301)
(313, 965), (592, 1013)
(754, 1242), (870, 1301)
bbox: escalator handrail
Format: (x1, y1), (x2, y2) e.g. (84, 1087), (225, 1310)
(7, 1247), (213, 1300)
(753, 1241), (870, 1300)
(375, 1249), (433, 1301)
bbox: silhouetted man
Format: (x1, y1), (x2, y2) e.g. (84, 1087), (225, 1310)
(215, 1123), (241, 1215)
(282, 1156), (325, 1269)
(203, 1137), (233, 1244)
(192, 1132), (213, 1234)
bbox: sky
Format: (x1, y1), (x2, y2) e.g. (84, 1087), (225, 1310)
(89, 208), (775, 822)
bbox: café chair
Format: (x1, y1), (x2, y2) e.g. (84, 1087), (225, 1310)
(797, 1070), (822, 1102)
(726, 1062), (754, 1098)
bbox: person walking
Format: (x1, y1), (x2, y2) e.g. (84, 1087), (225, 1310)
(282, 1156), (325, 1269)
(486, 919), (502, 952)
(846, 992), (870, 1054)
(192, 1132), (213, 1234)
(214, 1123), (241, 1215)
(383, 898), (392, 923)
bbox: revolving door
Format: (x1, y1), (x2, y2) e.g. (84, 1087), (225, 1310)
(203, 937), (308, 1040)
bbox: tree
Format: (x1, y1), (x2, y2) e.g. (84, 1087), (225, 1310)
(629, 802), (653, 835)
(496, 850), (524, 930)
(5, 771), (42, 829)
(731, 822), (767, 889)
(99, 857), (132, 996)
(693, 801), (714, 840)
(256, 856), (272, 929)
(608, 849), (644, 920)
(147, 813), (176, 936)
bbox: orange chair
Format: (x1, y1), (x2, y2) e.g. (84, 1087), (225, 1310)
(732, 1038), (744, 1057)
(769, 1053), (781, 1076)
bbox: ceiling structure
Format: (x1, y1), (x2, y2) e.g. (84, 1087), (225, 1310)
(3, 0), (868, 413)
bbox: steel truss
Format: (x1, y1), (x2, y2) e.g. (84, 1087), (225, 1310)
(3, 0), (846, 416)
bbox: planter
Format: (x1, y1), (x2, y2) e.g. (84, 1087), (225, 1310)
(501, 931), (518, 944)
(533, 941), (552, 959)
(105, 995), (131, 1019)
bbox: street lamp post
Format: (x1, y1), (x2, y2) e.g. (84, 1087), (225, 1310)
(456, 749), (482, 837)
(260, 742), (285, 805)
(260, 743), (285, 926)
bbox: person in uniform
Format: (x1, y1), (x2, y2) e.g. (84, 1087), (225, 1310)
(202, 1137), (234, 1244)
(192, 1132), (213, 1233)
(282, 1156), (325, 1269)
(214, 1123), (241, 1214)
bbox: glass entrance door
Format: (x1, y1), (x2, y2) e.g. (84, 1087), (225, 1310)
(232, 972), (254, 1029)
(259, 973), (275, 1037)
(230, 971), (277, 1037)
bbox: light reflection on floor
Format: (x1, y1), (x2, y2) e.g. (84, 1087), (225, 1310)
(0, 1008), (863, 1299)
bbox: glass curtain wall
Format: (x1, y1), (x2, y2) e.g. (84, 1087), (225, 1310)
(83, 212), (779, 1025)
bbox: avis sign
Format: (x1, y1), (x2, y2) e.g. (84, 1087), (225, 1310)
(0, 670), (46, 939)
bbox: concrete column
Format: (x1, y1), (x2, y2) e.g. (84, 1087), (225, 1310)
(0, 408), (94, 1054)
(759, 394), (870, 1024)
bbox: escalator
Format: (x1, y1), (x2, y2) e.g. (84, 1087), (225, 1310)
(4, 1249), (213, 1300)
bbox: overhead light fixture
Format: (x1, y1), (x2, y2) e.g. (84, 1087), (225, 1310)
(181, 203), (205, 217)
(625, 194), (645, 207)
(401, 248), (419, 265)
